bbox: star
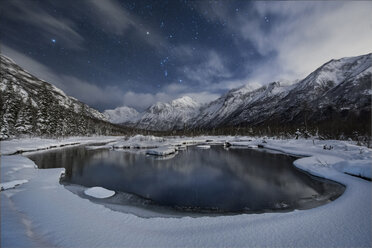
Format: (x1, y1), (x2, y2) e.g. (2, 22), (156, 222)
(146, 31), (150, 35)
(264, 16), (270, 23)
(51, 39), (56, 43)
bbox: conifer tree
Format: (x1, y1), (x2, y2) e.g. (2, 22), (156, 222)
(15, 97), (34, 135)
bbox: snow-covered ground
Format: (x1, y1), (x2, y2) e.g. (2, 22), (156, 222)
(1, 135), (371, 247)
(1, 136), (121, 155)
(146, 147), (176, 156)
(84, 187), (115, 199)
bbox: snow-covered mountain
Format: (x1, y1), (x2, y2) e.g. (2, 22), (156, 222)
(0, 55), (106, 120)
(136, 96), (200, 131)
(0, 54), (126, 139)
(107, 53), (370, 133)
(103, 106), (140, 124)
(187, 53), (371, 130)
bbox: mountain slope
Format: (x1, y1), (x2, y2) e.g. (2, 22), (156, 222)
(136, 96), (200, 131)
(103, 106), (140, 124)
(0, 54), (126, 139)
(104, 53), (371, 136)
(188, 53), (371, 134)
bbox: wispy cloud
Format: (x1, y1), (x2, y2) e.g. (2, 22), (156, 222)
(180, 50), (231, 86)
(87, 0), (167, 51)
(1, 45), (125, 110)
(2, 0), (84, 50)
(88, 0), (134, 35)
(120, 90), (219, 110)
(196, 1), (372, 82)
(2, 45), (219, 111)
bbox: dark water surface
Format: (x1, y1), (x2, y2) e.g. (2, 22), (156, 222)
(27, 145), (344, 214)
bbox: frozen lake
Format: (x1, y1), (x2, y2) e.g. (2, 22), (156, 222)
(27, 145), (344, 215)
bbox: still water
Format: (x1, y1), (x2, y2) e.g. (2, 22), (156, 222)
(27, 145), (344, 215)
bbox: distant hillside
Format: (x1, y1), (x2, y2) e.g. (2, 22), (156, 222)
(105, 53), (371, 139)
(191, 53), (371, 137)
(0, 54), (128, 139)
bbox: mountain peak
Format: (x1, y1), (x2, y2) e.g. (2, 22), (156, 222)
(171, 96), (199, 108)
(103, 106), (140, 124)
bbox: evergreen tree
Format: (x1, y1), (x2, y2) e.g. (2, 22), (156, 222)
(15, 97), (35, 135)
(1, 84), (22, 137)
(37, 83), (53, 136)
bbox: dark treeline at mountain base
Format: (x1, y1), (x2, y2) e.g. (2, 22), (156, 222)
(1, 79), (370, 143)
(1, 53), (371, 144)
(143, 110), (371, 147)
(0, 83), (133, 139)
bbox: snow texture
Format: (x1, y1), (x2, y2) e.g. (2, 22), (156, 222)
(136, 96), (200, 131)
(146, 147), (176, 156)
(0, 54), (107, 122)
(196, 145), (211, 149)
(84, 187), (115, 198)
(103, 106), (140, 124)
(1, 136), (371, 248)
(112, 135), (166, 149)
(106, 53), (371, 131)
(1, 136), (121, 155)
(0, 179), (28, 191)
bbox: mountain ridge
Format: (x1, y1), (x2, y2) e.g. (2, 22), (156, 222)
(105, 53), (371, 135)
(0, 54), (128, 139)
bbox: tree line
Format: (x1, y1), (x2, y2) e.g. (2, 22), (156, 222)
(0, 83), (131, 140)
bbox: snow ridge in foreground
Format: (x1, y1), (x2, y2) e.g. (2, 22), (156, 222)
(1, 136), (371, 248)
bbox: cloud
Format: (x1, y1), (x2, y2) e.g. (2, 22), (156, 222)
(2, 0), (84, 50)
(2, 45), (221, 111)
(197, 1), (372, 82)
(88, 0), (134, 35)
(121, 91), (173, 110)
(119, 79), (222, 111)
(57, 75), (125, 109)
(87, 0), (167, 51)
(180, 50), (231, 85)
(1, 45), (63, 85)
(182, 92), (220, 104)
(249, 1), (372, 79)
(1, 45), (124, 110)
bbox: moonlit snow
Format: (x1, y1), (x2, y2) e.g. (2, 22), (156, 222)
(196, 145), (211, 149)
(84, 187), (115, 199)
(0, 179), (28, 191)
(1, 136), (371, 247)
(146, 147), (176, 156)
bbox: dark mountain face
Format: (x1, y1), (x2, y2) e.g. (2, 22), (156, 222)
(0, 55), (127, 139)
(187, 53), (371, 137)
(1, 53), (370, 139)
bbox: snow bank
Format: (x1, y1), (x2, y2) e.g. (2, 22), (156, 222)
(146, 147), (176, 156)
(84, 187), (115, 199)
(127, 135), (165, 143)
(85, 144), (113, 150)
(196, 145), (211, 149)
(260, 139), (372, 180)
(0, 179), (28, 191)
(334, 160), (372, 179)
(1, 136), (121, 155)
(113, 135), (166, 149)
(227, 141), (258, 148)
(1, 136), (371, 247)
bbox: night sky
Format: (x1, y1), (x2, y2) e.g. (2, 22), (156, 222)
(1, 0), (371, 111)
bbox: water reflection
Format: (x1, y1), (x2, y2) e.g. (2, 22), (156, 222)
(27, 145), (344, 213)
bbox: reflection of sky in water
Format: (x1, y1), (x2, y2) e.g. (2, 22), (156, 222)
(28, 146), (343, 212)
